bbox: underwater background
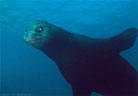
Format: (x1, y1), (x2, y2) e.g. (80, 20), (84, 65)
(0, 0), (138, 96)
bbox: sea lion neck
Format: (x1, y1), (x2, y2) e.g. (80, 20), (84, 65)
(40, 27), (73, 62)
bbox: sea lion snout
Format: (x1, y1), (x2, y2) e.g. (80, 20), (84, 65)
(24, 30), (36, 44)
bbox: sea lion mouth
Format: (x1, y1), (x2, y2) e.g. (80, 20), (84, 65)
(24, 34), (42, 44)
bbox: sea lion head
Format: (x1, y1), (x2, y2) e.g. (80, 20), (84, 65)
(24, 20), (52, 49)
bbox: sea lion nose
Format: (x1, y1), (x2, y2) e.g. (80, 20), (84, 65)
(24, 32), (32, 43)
(23, 36), (29, 43)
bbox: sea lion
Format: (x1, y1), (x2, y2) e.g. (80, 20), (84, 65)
(24, 20), (138, 96)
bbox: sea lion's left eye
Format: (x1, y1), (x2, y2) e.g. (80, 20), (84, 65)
(35, 26), (44, 33)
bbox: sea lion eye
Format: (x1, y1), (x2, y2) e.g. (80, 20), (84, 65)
(35, 26), (44, 32)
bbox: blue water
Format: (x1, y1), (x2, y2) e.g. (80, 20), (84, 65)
(0, 0), (138, 96)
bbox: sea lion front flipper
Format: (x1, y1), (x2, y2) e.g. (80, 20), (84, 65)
(109, 28), (138, 52)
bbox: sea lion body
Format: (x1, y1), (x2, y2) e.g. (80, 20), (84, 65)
(24, 20), (138, 96)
